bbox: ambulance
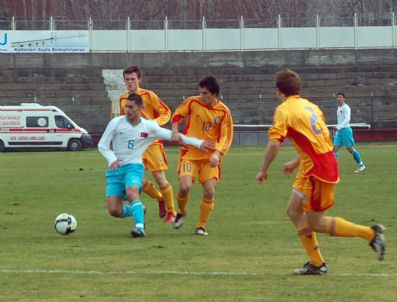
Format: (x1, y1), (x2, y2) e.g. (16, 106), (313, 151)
(0, 103), (92, 152)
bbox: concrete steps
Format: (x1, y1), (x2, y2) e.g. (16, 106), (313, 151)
(0, 68), (111, 133)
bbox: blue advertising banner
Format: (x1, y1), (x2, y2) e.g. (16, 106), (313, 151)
(0, 31), (89, 53)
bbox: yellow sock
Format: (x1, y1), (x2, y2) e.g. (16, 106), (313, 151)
(297, 227), (325, 267)
(160, 184), (176, 215)
(326, 217), (375, 240)
(196, 199), (214, 229)
(142, 180), (163, 202)
(177, 193), (189, 214)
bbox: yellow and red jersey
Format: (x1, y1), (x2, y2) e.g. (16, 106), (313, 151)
(269, 95), (339, 183)
(119, 87), (171, 126)
(171, 96), (233, 161)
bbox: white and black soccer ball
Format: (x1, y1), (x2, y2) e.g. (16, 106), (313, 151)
(54, 213), (77, 235)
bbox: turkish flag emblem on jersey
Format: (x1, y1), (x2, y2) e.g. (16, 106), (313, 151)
(140, 132), (148, 138)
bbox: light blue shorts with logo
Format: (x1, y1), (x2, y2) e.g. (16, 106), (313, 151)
(105, 163), (144, 198)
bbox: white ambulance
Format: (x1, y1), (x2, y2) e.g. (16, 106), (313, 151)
(0, 103), (92, 152)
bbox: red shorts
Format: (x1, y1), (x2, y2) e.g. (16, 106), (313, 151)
(293, 175), (336, 212)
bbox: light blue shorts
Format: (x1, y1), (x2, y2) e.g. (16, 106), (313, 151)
(333, 127), (355, 147)
(105, 163), (144, 198)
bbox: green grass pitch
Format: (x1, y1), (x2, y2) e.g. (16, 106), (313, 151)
(0, 144), (396, 301)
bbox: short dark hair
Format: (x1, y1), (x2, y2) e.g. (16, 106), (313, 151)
(336, 92), (345, 98)
(123, 65), (142, 79)
(199, 76), (220, 96)
(275, 68), (302, 96)
(127, 93), (143, 106)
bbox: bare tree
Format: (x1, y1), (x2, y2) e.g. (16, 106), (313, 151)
(1, 0), (397, 29)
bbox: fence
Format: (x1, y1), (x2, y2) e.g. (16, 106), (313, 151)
(1, 14), (397, 52)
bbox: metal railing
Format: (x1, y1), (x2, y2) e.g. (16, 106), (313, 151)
(0, 14), (396, 30)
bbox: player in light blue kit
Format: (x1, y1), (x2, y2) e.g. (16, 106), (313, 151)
(333, 92), (365, 173)
(98, 93), (214, 237)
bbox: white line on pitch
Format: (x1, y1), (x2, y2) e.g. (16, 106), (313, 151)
(0, 269), (393, 277)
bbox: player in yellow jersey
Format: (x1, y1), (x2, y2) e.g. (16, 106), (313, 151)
(171, 76), (233, 236)
(119, 66), (176, 223)
(256, 68), (386, 275)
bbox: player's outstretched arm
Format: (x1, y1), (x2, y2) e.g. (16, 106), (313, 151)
(153, 124), (206, 149)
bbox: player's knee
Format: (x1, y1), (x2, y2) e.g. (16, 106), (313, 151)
(108, 206), (121, 217)
(286, 208), (300, 221)
(126, 187), (140, 201)
(306, 220), (327, 233)
(153, 172), (168, 187)
(179, 186), (191, 196)
(179, 181), (192, 195)
(203, 187), (215, 199)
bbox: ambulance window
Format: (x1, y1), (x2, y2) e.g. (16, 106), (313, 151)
(26, 116), (48, 127)
(55, 115), (74, 129)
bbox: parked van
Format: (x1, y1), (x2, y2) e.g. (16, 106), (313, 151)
(0, 103), (92, 152)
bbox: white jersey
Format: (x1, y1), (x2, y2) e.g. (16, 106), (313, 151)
(98, 116), (202, 167)
(336, 103), (351, 130)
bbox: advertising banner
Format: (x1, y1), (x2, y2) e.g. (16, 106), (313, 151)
(0, 31), (89, 53)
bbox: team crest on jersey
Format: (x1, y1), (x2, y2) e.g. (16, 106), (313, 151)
(140, 132), (148, 138)
(213, 116), (220, 125)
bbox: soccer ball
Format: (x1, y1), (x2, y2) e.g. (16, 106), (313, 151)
(54, 213), (77, 235)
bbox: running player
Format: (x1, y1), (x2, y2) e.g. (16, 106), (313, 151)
(256, 69), (385, 275)
(333, 92), (366, 173)
(171, 76), (234, 236)
(119, 66), (176, 223)
(98, 93), (214, 237)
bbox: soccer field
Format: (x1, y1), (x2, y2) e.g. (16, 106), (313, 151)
(0, 145), (396, 301)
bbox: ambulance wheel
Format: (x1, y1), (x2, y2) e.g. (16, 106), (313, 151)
(68, 139), (82, 151)
(0, 140), (4, 152)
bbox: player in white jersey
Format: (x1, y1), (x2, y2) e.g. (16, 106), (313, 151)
(98, 93), (214, 237)
(333, 92), (365, 173)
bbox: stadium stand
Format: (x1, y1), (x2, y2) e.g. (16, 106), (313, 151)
(0, 67), (110, 133)
(1, 50), (397, 145)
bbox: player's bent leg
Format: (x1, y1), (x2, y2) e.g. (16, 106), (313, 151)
(307, 214), (386, 260)
(173, 177), (192, 229)
(107, 196), (125, 217)
(126, 186), (145, 237)
(174, 157), (196, 229)
(195, 179), (217, 236)
(286, 191), (306, 227)
(369, 224), (386, 261)
(177, 175), (192, 214)
(173, 191), (189, 229)
(287, 192), (326, 269)
(142, 178), (163, 201)
(152, 170), (177, 222)
(160, 183), (177, 223)
(142, 178), (166, 218)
